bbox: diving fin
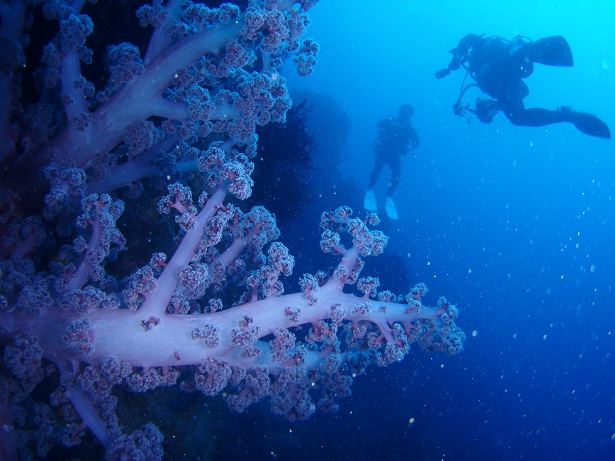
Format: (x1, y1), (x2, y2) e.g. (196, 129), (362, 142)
(565, 109), (611, 138)
(364, 190), (377, 211)
(385, 196), (398, 220)
(525, 36), (574, 67)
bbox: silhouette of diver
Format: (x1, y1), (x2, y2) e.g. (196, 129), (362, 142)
(435, 34), (610, 138)
(364, 104), (420, 220)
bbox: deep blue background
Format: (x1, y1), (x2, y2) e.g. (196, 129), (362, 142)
(254, 1), (615, 460)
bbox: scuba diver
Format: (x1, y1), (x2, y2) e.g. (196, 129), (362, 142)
(435, 33), (610, 138)
(364, 104), (420, 220)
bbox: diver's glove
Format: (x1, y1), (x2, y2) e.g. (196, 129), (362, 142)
(435, 68), (451, 79)
(436, 55), (461, 79)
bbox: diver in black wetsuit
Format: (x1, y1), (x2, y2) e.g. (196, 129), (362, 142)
(364, 104), (420, 220)
(435, 33), (611, 139)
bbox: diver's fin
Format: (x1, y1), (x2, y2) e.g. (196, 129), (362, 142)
(567, 110), (611, 139)
(364, 190), (377, 211)
(525, 36), (574, 67)
(385, 196), (398, 220)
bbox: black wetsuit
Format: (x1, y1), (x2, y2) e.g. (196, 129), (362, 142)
(451, 34), (570, 127)
(367, 116), (419, 196)
(439, 33), (610, 138)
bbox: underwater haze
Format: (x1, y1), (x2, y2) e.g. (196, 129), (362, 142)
(284, 1), (615, 460)
(3, 1), (615, 460)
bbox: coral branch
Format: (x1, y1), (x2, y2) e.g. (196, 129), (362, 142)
(0, 1), (464, 458)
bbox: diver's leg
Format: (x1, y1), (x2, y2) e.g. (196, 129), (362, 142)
(386, 155), (402, 196)
(365, 152), (385, 211)
(499, 82), (610, 137)
(503, 107), (568, 127)
(503, 104), (610, 138)
(384, 156), (402, 220)
(367, 152), (385, 190)
(499, 89), (567, 127)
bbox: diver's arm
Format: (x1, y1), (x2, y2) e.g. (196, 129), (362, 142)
(409, 126), (420, 149)
(377, 119), (388, 129)
(453, 34), (483, 62)
(435, 33), (483, 79)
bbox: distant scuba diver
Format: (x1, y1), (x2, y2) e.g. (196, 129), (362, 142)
(364, 104), (420, 220)
(435, 33), (611, 138)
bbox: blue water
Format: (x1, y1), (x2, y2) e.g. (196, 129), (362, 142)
(269, 1), (615, 460)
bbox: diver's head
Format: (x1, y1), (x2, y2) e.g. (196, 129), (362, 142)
(398, 104), (415, 120)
